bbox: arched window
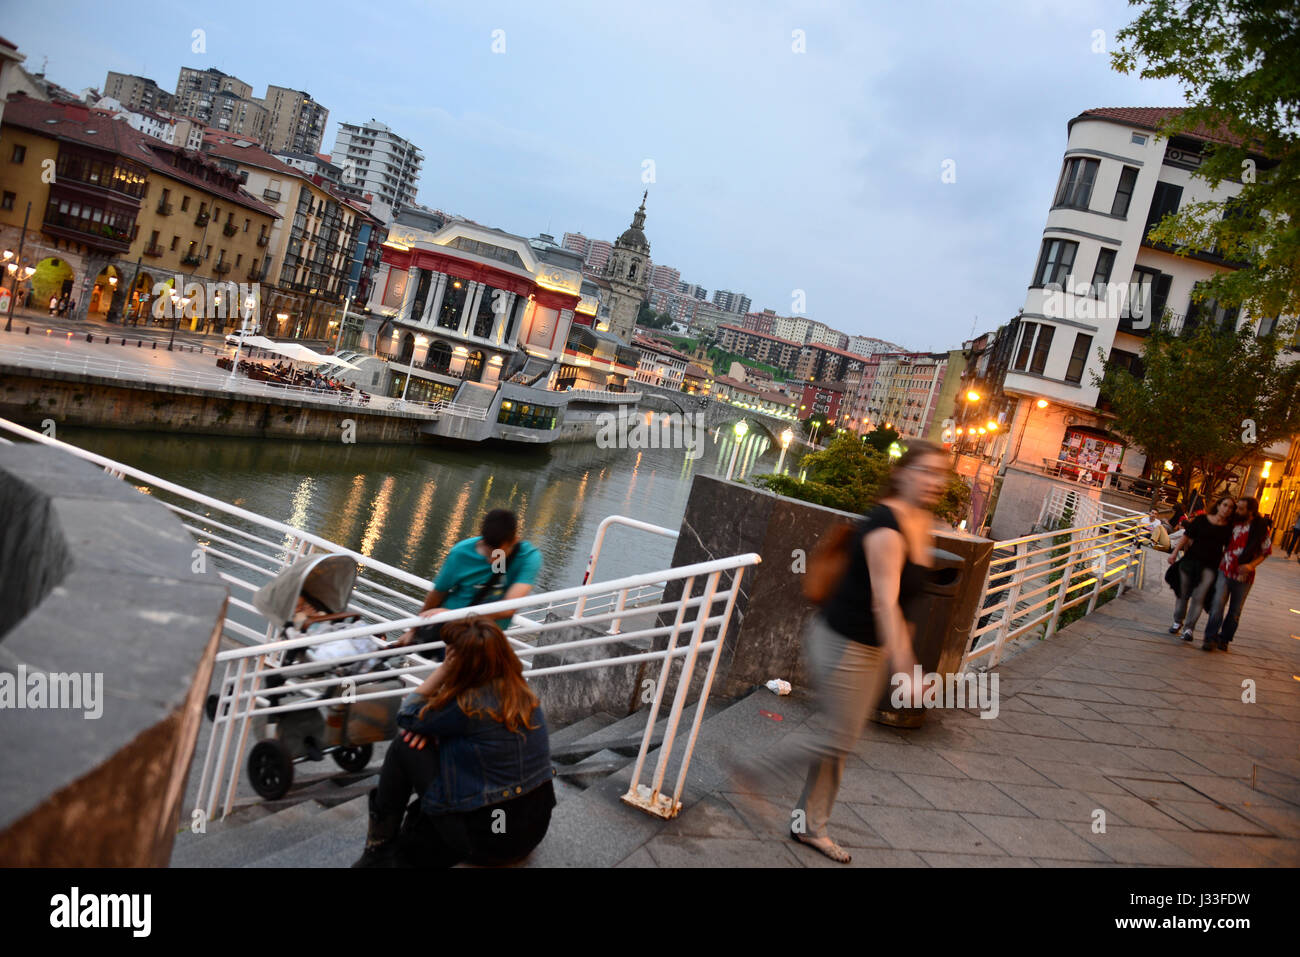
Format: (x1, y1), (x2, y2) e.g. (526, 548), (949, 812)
(473, 287), (497, 338)
(398, 332), (414, 364)
(463, 350), (484, 382)
(628, 260), (638, 281)
(424, 341), (452, 373)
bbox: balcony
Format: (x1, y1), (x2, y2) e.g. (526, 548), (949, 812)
(195, 211), (210, 227)
(144, 243), (165, 258)
(256, 233), (270, 247)
(246, 267), (262, 281)
(263, 189), (281, 203)
(156, 201), (173, 216)
(213, 261), (232, 276)
(222, 221), (238, 237)
(181, 253), (201, 267)
(42, 210), (133, 252)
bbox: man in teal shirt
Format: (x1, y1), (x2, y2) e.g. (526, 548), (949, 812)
(395, 509), (543, 646)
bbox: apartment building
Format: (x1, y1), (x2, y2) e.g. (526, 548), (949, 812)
(988, 106), (1297, 538)
(330, 119), (423, 221)
(261, 86), (328, 155)
(102, 71), (174, 113)
(712, 288), (751, 315)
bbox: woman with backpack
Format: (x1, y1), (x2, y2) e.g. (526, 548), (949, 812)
(733, 440), (948, 864)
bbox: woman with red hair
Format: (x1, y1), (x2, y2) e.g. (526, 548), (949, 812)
(353, 616), (555, 867)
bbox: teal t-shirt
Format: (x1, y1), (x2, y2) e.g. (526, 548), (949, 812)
(433, 537), (543, 628)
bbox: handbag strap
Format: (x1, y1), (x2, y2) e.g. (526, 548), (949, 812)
(469, 544), (517, 606)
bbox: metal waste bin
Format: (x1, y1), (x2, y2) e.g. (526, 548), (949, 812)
(872, 547), (967, 728)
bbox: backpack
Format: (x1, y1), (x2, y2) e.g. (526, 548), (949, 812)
(802, 521), (861, 605)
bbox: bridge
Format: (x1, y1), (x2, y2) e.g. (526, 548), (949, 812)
(633, 380), (797, 443)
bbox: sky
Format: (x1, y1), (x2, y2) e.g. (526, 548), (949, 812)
(2, 0), (1189, 351)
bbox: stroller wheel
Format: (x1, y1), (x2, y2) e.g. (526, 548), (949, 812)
(332, 744), (373, 773)
(205, 693), (221, 721)
(248, 740), (294, 800)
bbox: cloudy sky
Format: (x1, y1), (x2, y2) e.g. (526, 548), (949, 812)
(5, 0), (1187, 350)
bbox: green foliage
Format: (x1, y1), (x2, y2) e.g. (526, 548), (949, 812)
(1113, 0), (1300, 322)
(1093, 321), (1300, 502)
(705, 346), (785, 382)
(753, 432), (973, 526)
(861, 425), (901, 454)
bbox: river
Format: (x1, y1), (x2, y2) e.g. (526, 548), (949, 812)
(59, 423), (778, 591)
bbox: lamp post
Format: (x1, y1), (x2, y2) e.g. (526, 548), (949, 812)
(225, 296), (259, 389)
(4, 201), (32, 333)
(399, 334), (428, 406)
(725, 419), (749, 481)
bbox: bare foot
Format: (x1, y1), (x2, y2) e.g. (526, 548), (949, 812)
(791, 830), (852, 863)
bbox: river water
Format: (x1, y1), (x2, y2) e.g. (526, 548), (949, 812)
(60, 423), (777, 591)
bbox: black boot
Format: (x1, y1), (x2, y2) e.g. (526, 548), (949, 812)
(351, 788), (402, 868)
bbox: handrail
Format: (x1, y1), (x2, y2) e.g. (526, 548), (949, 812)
(1, 416), (759, 826)
(961, 500), (1146, 671)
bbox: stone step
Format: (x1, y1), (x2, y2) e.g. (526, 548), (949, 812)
(244, 796), (370, 868)
(557, 748), (633, 789)
(170, 800), (330, 868)
(547, 712), (619, 749)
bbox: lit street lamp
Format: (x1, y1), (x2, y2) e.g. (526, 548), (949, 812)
(726, 419), (749, 481)
(776, 427), (794, 474)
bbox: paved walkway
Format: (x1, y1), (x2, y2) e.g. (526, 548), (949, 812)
(600, 550), (1300, 867)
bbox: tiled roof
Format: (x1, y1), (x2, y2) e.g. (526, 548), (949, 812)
(3, 95), (279, 218)
(1074, 107), (1245, 148)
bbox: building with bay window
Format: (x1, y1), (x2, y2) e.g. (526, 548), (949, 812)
(986, 106), (1297, 539)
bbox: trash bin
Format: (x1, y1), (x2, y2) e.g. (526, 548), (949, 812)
(871, 547), (967, 729)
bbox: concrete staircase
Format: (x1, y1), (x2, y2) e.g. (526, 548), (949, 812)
(169, 690), (787, 868)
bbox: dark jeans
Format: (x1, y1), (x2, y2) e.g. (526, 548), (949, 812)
(1205, 572), (1253, 644)
(374, 736), (555, 868)
(1173, 559), (1216, 631)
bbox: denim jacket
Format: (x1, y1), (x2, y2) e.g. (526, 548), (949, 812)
(396, 688), (554, 815)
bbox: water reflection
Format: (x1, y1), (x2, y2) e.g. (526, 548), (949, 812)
(60, 425), (790, 591)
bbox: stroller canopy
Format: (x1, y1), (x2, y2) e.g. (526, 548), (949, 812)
(253, 553), (358, 625)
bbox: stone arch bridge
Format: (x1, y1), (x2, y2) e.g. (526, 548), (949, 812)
(634, 382), (794, 443)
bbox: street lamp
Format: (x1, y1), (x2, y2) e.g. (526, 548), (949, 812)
(726, 419), (749, 481)
(399, 335), (428, 406)
(777, 426), (794, 474)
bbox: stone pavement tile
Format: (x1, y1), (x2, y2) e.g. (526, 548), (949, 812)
(1017, 678), (1126, 705)
(900, 774), (1035, 817)
(847, 805), (1005, 855)
(1172, 772), (1299, 810)
(985, 710), (1090, 740)
(833, 762), (936, 809)
(1148, 830), (1280, 866)
(1031, 858), (1127, 867)
(855, 741), (967, 778)
(1056, 717), (1154, 747)
(1237, 736), (1300, 762)
(962, 813), (1113, 862)
(614, 847), (659, 868)
(1021, 738), (1150, 770)
(717, 790), (891, 850)
(1178, 750), (1265, 778)
(1081, 791), (1189, 830)
(1111, 747), (1218, 776)
(1156, 800), (1275, 837)
(1231, 804), (1300, 840)
(930, 749), (1054, 786)
(1089, 704), (1175, 727)
(991, 783), (1099, 823)
(1060, 821), (1210, 866)
(1241, 837), (1300, 865)
(920, 851), (1038, 867)
(1017, 757), (1132, 795)
(644, 835), (805, 868)
(524, 790), (664, 868)
(1016, 694), (1109, 720)
(1097, 687), (1179, 709)
(908, 722), (990, 753)
(659, 792), (758, 841)
(1128, 725), (1243, 754)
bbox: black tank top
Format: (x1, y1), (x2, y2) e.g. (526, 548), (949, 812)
(821, 503), (928, 646)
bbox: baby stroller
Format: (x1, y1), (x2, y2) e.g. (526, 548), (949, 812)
(241, 553), (408, 801)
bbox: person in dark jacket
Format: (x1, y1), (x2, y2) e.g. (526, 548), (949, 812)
(353, 616), (555, 868)
(1203, 497), (1271, 651)
(1167, 495), (1234, 642)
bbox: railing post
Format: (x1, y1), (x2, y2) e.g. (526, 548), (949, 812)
(1046, 529), (1078, 638)
(991, 543), (1024, 667)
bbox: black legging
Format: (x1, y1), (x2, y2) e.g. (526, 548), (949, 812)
(374, 736), (555, 867)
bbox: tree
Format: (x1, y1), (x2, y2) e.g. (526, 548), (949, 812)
(1094, 321), (1300, 504)
(636, 300), (656, 327)
(754, 432), (973, 525)
(861, 424), (901, 455)
(1113, 0), (1300, 322)
(801, 413), (829, 439)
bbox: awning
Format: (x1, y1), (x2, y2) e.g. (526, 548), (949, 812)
(240, 338), (359, 370)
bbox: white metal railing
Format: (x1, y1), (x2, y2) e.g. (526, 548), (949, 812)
(0, 416), (756, 824)
(562, 388), (643, 403)
(571, 515), (680, 624)
(962, 506), (1147, 671)
(0, 344), (487, 419)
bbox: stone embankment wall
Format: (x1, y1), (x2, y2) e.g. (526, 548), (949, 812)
(0, 366), (428, 443)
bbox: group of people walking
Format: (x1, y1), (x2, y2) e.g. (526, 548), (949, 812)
(1165, 495), (1272, 651)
